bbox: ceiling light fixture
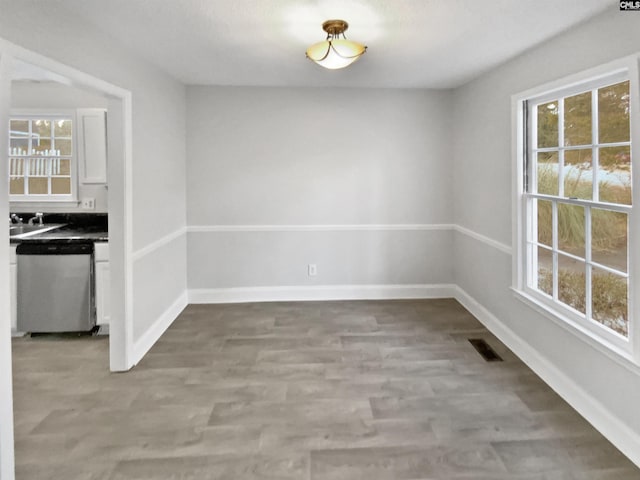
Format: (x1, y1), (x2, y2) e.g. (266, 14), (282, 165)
(306, 19), (367, 70)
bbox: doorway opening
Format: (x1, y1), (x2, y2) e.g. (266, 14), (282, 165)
(1, 40), (134, 480)
(1, 47), (134, 370)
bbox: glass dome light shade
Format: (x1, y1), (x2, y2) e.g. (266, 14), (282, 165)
(306, 39), (367, 70)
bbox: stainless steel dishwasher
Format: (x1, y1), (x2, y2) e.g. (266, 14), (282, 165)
(16, 242), (95, 333)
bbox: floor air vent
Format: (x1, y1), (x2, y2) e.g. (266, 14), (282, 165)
(468, 338), (503, 362)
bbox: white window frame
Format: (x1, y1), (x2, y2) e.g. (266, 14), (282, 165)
(8, 109), (78, 203)
(512, 55), (640, 366)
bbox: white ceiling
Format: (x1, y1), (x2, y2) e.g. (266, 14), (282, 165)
(50, 0), (614, 88)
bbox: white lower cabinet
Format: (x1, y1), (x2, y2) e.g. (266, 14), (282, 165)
(9, 245), (17, 332)
(94, 242), (110, 326)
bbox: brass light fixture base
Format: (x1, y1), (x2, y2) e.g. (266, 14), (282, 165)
(306, 19), (366, 70)
(322, 19), (349, 36)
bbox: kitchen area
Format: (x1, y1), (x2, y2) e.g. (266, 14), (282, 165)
(10, 213), (109, 335)
(8, 71), (110, 340)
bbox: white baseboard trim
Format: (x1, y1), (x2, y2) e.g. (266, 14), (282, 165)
(130, 292), (188, 366)
(453, 285), (640, 469)
(188, 284), (456, 304)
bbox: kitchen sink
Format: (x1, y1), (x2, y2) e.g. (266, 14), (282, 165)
(10, 224), (64, 239)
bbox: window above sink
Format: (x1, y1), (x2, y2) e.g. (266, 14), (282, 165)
(9, 111), (76, 202)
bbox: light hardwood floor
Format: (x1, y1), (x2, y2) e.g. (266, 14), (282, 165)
(12, 299), (640, 479)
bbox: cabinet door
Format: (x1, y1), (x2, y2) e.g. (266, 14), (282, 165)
(95, 261), (111, 325)
(10, 262), (17, 332)
(77, 108), (107, 184)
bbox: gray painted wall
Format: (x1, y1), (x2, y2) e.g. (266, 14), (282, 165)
(186, 86), (453, 289)
(11, 82), (108, 109)
(188, 230), (453, 289)
(452, 8), (640, 444)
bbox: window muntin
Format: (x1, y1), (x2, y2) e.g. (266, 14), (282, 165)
(9, 115), (74, 199)
(525, 77), (631, 342)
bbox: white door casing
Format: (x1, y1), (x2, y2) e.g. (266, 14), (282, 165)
(0, 37), (135, 479)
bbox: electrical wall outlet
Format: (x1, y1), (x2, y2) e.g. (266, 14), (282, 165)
(81, 197), (96, 210)
(308, 264), (317, 276)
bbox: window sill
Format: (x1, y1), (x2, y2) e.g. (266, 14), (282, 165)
(511, 287), (640, 376)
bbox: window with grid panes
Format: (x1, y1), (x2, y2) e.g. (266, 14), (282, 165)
(9, 115), (74, 200)
(520, 71), (634, 351)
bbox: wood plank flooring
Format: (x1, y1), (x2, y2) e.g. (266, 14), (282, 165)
(11, 299), (640, 479)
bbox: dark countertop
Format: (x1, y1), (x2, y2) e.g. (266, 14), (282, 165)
(10, 226), (109, 244)
(12, 225), (109, 244)
(10, 213), (109, 244)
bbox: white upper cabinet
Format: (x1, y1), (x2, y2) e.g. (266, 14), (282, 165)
(77, 108), (107, 184)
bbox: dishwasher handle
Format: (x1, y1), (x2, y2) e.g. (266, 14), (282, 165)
(16, 243), (94, 256)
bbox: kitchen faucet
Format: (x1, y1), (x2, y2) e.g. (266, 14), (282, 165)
(9, 214), (23, 225)
(28, 212), (44, 226)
